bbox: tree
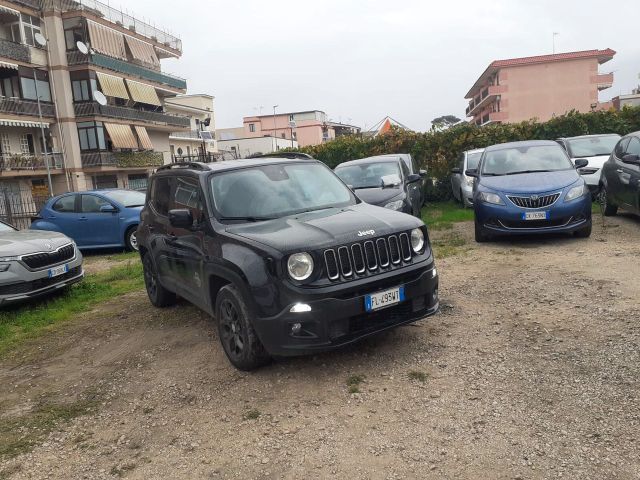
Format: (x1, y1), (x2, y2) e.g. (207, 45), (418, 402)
(431, 115), (462, 131)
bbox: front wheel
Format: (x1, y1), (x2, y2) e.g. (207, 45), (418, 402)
(215, 284), (271, 371)
(460, 189), (467, 209)
(125, 226), (139, 251)
(474, 219), (489, 243)
(142, 254), (176, 308)
(600, 186), (618, 216)
(574, 223), (592, 238)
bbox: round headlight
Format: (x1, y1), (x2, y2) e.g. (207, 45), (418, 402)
(410, 228), (425, 253)
(287, 252), (314, 281)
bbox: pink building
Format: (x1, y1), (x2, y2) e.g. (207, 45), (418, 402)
(242, 110), (359, 147)
(465, 49), (616, 126)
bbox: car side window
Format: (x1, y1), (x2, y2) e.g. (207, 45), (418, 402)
(151, 176), (172, 217)
(399, 160), (410, 180)
(458, 153), (465, 170)
(52, 195), (76, 213)
(615, 138), (630, 158)
(174, 176), (204, 224)
(625, 138), (640, 156)
(81, 195), (111, 213)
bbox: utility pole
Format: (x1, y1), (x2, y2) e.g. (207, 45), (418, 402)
(552, 32), (559, 54)
(272, 105), (278, 152)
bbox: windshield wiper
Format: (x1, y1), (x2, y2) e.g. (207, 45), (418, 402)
(126, 204), (145, 207)
(220, 216), (275, 222)
(351, 185), (379, 190)
(482, 173), (505, 176)
(505, 169), (552, 175)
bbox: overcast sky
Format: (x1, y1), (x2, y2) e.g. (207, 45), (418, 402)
(133, 0), (639, 131)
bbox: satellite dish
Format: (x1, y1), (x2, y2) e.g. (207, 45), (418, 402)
(34, 33), (47, 47)
(93, 91), (107, 106)
(76, 41), (89, 54)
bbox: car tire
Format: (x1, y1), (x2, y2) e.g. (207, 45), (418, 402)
(474, 219), (489, 243)
(215, 284), (271, 371)
(601, 186), (618, 216)
(142, 254), (176, 308)
(125, 226), (139, 251)
(460, 190), (466, 208)
(574, 223), (592, 238)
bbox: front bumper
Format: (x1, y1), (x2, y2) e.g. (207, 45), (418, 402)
(253, 263), (439, 356)
(461, 185), (474, 206)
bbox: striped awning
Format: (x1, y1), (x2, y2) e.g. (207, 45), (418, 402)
(104, 123), (138, 149)
(0, 118), (49, 128)
(96, 72), (130, 100)
(87, 20), (127, 61)
(0, 5), (20, 17)
(134, 126), (153, 150)
(124, 35), (159, 67)
(125, 79), (161, 106)
(0, 61), (18, 70)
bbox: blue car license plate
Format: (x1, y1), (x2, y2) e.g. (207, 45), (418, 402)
(365, 286), (405, 312)
(522, 211), (548, 221)
(48, 264), (68, 278)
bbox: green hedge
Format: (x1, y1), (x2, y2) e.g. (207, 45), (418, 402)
(292, 107), (640, 199)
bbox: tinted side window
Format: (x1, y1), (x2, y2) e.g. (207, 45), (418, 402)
(625, 138), (640, 156)
(615, 138), (630, 158)
(151, 176), (172, 216)
(174, 176), (204, 223)
(399, 160), (409, 179)
(52, 195), (75, 212)
(81, 195), (111, 213)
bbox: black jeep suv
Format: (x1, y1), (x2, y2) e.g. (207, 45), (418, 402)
(138, 157), (439, 370)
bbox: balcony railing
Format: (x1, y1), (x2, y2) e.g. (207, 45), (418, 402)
(74, 102), (191, 128)
(81, 151), (165, 168)
(66, 52), (187, 90)
(466, 85), (504, 117)
(169, 130), (216, 140)
(0, 153), (64, 171)
(595, 73), (613, 91)
(0, 97), (56, 117)
(10, 0), (41, 10)
(0, 38), (31, 64)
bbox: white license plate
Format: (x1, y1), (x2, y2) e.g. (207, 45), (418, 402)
(365, 286), (405, 312)
(522, 211), (548, 221)
(48, 264), (68, 278)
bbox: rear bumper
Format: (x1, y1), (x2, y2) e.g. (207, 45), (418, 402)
(253, 264), (439, 356)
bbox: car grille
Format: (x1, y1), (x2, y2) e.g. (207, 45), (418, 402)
(21, 244), (75, 270)
(499, 216), (572, 229)
(507, 193), (560, 209)
(0, 266), (82, 296)
(323, 233), (414, 281)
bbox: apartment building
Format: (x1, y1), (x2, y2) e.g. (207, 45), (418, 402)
(165, 94), (217, 162)
(217, 127), (298, 159)
(0, 0), (196, 226)
(465, 49), (616, 126)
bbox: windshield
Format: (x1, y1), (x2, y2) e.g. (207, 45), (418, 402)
(0, 221), (16, 232)
(482, 145), (573, 176)
(210, 162), (355, 220)
(566, 136), (620, 157)
(466, 152), (482, 170)
(335, 162), (401, 189)
(101, 190), (146, 207)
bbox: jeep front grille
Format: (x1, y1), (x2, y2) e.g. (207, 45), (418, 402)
(507, 192), (560, 209)
(323, 233), (414, 281)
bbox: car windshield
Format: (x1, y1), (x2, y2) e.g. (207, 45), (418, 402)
(466, 152), (482, 170)
(481, 145), (573, 176)
(101, 190), (146, 207)
(566, 136), (620, 157)
(210, 162), (355, 220)
(0, 222), (16, 232)
(335, 162), (401, 189)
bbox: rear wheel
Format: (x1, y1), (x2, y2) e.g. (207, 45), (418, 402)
(601, 186), (618, 216)
(460, 189), (466, 208)
(142, 254), (176, 307)
(574, 223), (592, 238)
(474, 219), (489, 243)
(125, 226), (139, 251)
(215, 284), (270, 371)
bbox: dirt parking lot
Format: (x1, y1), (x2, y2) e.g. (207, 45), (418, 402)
(1, 213), (639, 479)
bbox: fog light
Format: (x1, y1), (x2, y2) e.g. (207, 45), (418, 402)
(291, 323), (302, 335)
(289, 303), (311, 313)
(432, 267), (437, 278)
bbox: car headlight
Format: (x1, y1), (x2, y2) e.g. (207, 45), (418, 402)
(384, 200), (404, 211)
(410, 228), (425, 253)
(565, 184), (588, 202)
(479, 191), (504, 205)
(0, 256), (19, 262)
(287, 252), (314, 281)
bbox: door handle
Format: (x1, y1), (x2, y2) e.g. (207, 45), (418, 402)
(616, 169), (624, 173)
(78, 217), (88, 221)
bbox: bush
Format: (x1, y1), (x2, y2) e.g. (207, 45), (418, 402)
(290, 107), (640, 200)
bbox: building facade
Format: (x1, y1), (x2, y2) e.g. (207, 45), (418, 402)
(165, 94), (217, 162)
(217, 127), (298, 159)
(465, 49), (616, 126)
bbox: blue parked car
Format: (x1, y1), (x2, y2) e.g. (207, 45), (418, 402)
(467, 140), (592, 242)
(31, 189), (145, 251)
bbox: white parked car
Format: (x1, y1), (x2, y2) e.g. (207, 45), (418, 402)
(556, 134), (621, 198)
(450, 148), (484, 207)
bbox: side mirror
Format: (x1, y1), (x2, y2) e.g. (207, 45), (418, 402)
(419, 169), (427, 177)
(406, 173), (422, 184)
(465, 169), (478, 178)
(99, 204), (117, 213)
(381, 174), (402, 188)
(622, 153), (640, 165)
(169, 209), (193, 228)
(451, 167), (461, 175)
(574, 158), (589, 169)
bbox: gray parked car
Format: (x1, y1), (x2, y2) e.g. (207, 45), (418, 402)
(450, 148), (484, 207)
(0, 220), (83, 305)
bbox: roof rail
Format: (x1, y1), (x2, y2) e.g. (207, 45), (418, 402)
(250, 152), (314, 160)
(156, 162), (208, 171)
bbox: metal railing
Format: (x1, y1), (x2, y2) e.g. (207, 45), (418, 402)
(74, 102), (191, 127)
(0, 97), (56, 117)
(80, 151), (164, 168)
(0, 38), (31, 64)
(42, 0), (182, 52)
(12, 0), (41, 8)
(169, 130), (216, 140)
(0, 186), (50, 230)
(171, 153), (217, 163)
(0, 153), (63, 170)
(66, 52), (187, 90)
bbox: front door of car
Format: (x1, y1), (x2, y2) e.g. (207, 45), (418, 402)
(450, 153), (464, 200)
(619, 137), (640, 211)
(146, 175), (177, 292)
(605, 138), (630, 206)
(400, 161), (419, 214)
(79, 194), (121, 247)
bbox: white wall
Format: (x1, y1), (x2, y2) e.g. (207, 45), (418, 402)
(217, 136), (298, 159)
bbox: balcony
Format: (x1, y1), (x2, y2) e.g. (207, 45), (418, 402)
(466, 85), (505, 117)
(169, 130), (216, 141)
(0, 153), (64, 171)
(595, 73), (613, 91)
(0, 38), (30, 64)
(12, 0), (41, 9)
(80, 151), (165, 168)
(0, 97), (56, 118)
(74, 102), (191, 128)
(67, 52), (187, 90)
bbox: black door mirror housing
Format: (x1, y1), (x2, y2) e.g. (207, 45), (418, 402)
(451, 167), (461, 175)
(169, 209), (193, 229)
(622, 153), (640, 165)
(406, 173), (422, 184)
(574, 158), (589, 169)
(465, 169), (478, 178)
(419, 169), (427, 177)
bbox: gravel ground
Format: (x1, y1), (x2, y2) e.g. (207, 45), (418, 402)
(1, 213), (639, 479)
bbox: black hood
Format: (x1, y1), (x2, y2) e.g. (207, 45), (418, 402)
(354, 187), (403, 206)
(225, 203), (423, 253)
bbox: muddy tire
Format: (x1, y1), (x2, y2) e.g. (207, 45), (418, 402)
(142, 254), (176, 308)
(474, 219), (489, 243)
(601, 186), (618, 216)
(574, 223), (592, 238)
(125, 226), (139, 252)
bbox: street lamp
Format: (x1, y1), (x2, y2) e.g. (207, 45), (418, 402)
(34, 33), (53, 197)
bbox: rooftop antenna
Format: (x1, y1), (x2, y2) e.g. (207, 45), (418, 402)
(552, 32), (559, 54)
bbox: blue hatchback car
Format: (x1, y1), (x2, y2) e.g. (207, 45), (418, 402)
(31, 189), (145, 251)
(467, 140), (592, 242)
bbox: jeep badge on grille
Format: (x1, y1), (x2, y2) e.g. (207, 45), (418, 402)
(357, 230), (375, 237)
